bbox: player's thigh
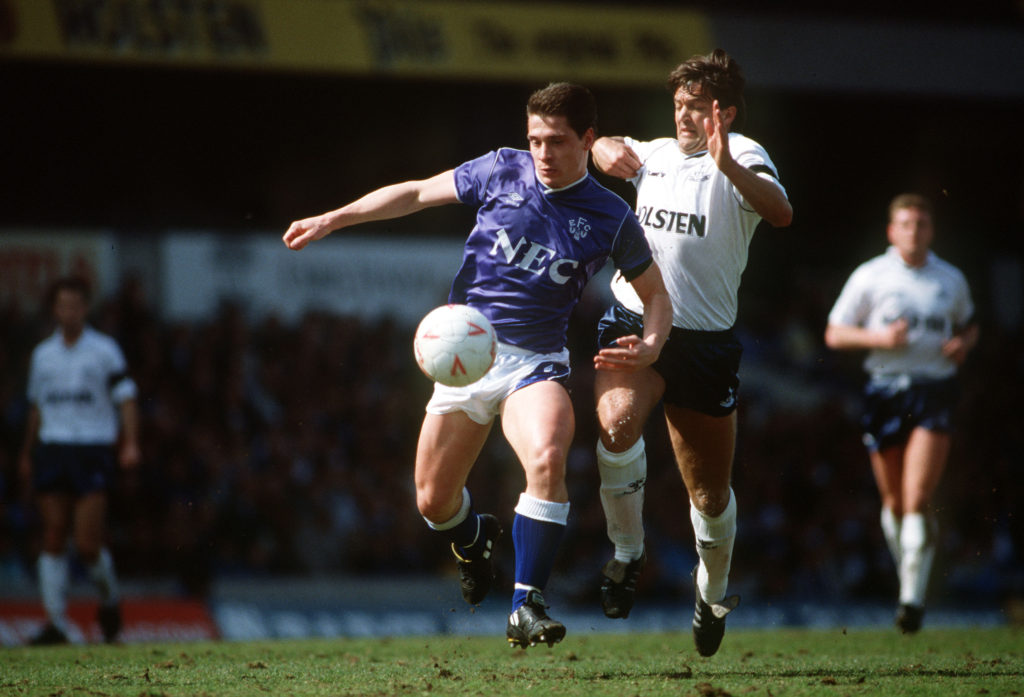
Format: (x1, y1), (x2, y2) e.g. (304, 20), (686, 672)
(663, 404), (736, 515)
(594, 366), (665, 451)
(500, 380), (574, 502)
(415, 411), (492, 520)
(902, 427), (951, 512)
(869, 446), (906, 514)
(73, 491), (108, 561)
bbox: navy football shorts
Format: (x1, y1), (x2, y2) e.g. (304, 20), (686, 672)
(32, 443), (116, 495)
(597, 303), (742, 417)
(860, 375), (959, 452)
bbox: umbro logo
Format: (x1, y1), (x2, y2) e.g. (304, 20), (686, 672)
(506, 192), (525, 206)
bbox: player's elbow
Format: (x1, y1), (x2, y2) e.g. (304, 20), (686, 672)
(823, 325), (843, 349)
(767, 201), (793, 228)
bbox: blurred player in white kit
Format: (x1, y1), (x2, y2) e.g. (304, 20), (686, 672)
(589, 48), (792, 656)
(826, 193), (978, 633)
(19, 277), (140, 644)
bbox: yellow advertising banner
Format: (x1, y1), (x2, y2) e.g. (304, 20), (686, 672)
(0, 0), (712, 85)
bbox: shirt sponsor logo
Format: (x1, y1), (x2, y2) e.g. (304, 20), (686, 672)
(43, 390), (94, 405)
(490, 228), (579, 285)
(637, 206), (707, 237)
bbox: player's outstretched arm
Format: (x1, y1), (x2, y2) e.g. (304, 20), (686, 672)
(283, 170), (459, 250)
(591, 137), (641, 180)
(594, 263), (672, 372)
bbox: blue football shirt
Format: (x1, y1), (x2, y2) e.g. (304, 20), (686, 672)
(452, 148), (652, 353)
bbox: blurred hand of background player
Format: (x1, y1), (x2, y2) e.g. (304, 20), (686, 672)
(877, 318), (909, 349)
(283, 215), (335, 250)
(942, 325), (979, 364)
(119, 441), (142, 470)
(591, 137), (641, 179)
(593, 335), (661, 372)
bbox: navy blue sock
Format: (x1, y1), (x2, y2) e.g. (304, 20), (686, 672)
(447, 512), (484, 558)
(511, 513), (566, 610)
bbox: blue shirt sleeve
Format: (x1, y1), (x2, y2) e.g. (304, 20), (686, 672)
(453, 150), (501, 207)
(612, 214), (653, 282)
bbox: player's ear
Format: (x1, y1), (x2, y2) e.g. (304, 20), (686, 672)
(720, 104), (738, 130)
(581, 127), (595, 150)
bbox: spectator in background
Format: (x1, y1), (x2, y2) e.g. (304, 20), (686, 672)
(825, 193), (978, 633)
(18, 277), (140, 644)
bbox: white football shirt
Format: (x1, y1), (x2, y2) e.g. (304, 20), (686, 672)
(609, 133), (787, 330)
(828, 246), (974, 379)
(27, 326), (138, 445)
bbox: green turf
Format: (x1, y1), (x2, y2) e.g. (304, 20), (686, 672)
(2, 628), (1021, 697)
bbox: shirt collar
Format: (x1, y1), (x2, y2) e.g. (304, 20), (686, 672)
(539, 171), (589, 194)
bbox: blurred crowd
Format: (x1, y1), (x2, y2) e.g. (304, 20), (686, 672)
(1, 274), (1021, 609)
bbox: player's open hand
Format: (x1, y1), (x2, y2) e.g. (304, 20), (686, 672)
(591, 138), (642, 179)
(283, 215), (334, 250)
(705, 100), (733, 171)
(593, 335), (660, 372)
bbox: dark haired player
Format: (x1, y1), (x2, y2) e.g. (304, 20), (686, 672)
(589, 49), (792, 656)
(284, 82), (672, 647)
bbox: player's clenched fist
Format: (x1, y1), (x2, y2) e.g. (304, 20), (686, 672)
(283, 215), (334, 250)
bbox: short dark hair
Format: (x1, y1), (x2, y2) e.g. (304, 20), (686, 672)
(888, 193), (933, 220)
(667, 48), (747, 131)
(526, 82), (597, 138)
(47, 276), (91, 309)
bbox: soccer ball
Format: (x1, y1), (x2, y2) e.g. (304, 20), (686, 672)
(414, 304), (497, 387)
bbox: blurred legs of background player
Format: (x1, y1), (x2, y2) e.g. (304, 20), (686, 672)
(27, 445), (124, 644)
(871, 426), (949, 634)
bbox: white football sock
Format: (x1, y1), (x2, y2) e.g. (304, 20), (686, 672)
(597, 437), (647, 562)
(690, 488), (737, 604)
(87, 547), (121, 606)
(899, 512), (936, 607)
(38, 552), (70, 633)
(424, 487), (472, 531)
(880, 507), (903, 567)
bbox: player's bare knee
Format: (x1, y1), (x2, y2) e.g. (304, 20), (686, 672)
(690, 488), (730, 518)
(524, 445), (567, 490)
(415, 485), (461, 523)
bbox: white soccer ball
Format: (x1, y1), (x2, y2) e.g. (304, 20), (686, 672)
(414, 304), (497, 387)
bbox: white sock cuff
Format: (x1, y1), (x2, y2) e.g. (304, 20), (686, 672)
(425, 488), (472, 531)
(596, 436), (645, 467)
(597, 438), (647, 489)
(690, 488), (737, 542)
(881, 507), (900, 532)
(515, 492), (570, 526)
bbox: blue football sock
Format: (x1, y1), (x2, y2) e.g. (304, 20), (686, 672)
(510, 508), (568, 610)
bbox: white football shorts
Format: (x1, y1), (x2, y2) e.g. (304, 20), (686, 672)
(426, 342), (571, 425)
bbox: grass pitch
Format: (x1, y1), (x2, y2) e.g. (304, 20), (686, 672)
(2, 627), (1021, 697)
